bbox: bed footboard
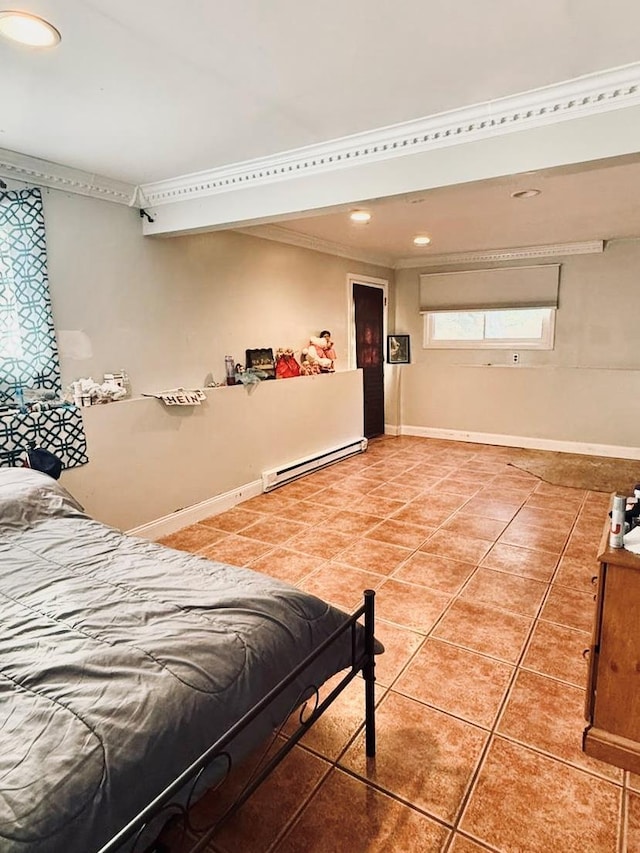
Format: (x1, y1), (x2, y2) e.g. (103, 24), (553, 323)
(98, 589), (377, 853)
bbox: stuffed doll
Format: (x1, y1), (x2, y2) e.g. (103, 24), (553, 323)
(299, 357), (320, 376)
(304, 335), (334, 372)
(320, 330), (336, 370)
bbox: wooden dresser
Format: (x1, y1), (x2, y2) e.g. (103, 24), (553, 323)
(583, 523), (640, 773)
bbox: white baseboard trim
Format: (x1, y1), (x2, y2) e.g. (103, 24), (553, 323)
(399, 425), (640, 461)
(123, 427), (640, 538)
(126, 479), (263, 540)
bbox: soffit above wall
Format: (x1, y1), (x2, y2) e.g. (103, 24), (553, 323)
(136, 62), (640, 239)
(139, 62), (640, 211)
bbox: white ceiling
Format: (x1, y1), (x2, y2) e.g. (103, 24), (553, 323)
(262, 155), (640, 262)
(2, 0), (640, 185)
(3, 1), (640, 255)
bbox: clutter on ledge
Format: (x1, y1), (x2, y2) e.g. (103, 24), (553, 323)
(219, 330), (338, 388)
(67, 372), (130, 406)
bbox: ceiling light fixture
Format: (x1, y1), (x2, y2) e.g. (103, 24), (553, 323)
(0, 11), (61, 47)
(349, 210), (371, 223)
(413, 235), (431, 246)
(511, 189), (541, 199)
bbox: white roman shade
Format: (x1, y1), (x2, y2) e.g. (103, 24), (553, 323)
(419, 264), (560, 312)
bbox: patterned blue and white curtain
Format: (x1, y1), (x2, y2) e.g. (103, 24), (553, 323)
(0, 187), (87, 469)
(0, 188), (60, 401)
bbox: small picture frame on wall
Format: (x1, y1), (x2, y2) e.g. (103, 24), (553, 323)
(387, 335), (410, 365)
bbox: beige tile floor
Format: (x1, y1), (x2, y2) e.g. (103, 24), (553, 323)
(158, 435), (637, 853)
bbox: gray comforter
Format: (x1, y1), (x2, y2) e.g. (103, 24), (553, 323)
(0, 469), (367, 853)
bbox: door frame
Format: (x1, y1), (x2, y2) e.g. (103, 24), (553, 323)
(345, 273), (389, 371)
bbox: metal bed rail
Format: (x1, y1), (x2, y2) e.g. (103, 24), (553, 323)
(98, 588), (377, 853)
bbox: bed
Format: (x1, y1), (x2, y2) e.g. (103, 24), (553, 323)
(0, 468), (379, 853)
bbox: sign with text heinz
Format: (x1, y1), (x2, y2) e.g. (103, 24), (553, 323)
(143, 389), (207, 406)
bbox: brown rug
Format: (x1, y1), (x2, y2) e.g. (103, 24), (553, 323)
(507, 448), (640, 495)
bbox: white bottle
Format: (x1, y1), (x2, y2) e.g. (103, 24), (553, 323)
(610, 495), (626, 549)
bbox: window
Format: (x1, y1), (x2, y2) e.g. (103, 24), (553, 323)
(423, 307), (555, 349)
(419, 264), (559, 350)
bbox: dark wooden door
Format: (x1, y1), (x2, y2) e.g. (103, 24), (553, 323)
(353, 283), (384, 438)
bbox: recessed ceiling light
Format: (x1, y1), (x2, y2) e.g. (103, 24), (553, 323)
(349, 210), (371, 223)
(0, 11), (61, 47)
(511, 189), (541, 199)
(413, 235), (431, 246)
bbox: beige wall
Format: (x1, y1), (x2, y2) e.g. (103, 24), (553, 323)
(38, 189), (392, 528)
(392, 240), (640, 449)
(38, 189), (640, 523)
(61, 371), (364, 531)
(43, 191), (391, 393)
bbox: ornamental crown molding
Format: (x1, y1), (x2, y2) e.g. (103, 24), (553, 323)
(395, 240), (605, 269)
(140, 62), (640, 208)
(235, 231), (604, 270)
(235, 224), (394, 269)
(0, 148), (138, 206)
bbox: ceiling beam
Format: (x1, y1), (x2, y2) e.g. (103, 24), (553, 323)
(139, 62), (640, 236)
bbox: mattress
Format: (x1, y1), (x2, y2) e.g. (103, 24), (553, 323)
(0, 469), (368, 853)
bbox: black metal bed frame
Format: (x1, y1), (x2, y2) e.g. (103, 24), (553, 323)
(97, 588), (377, 853)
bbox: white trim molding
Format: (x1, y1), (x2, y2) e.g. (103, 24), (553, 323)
(399, 425), (640, 461)
(141, 63), (640, 208)
(235, 231), (603, 271)
(126, 479), (263, 541)
(396, 240), (605, 269)
(0, 148), (138, 206)
(236, 224), (393, 268)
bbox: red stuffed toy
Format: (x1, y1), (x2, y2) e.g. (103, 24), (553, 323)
(275, 348), (301, 379)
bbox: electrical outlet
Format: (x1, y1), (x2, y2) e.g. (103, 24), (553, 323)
(512, 352), (520, 364)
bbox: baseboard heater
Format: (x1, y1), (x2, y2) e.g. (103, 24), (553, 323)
(262, 437), (368, 492)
